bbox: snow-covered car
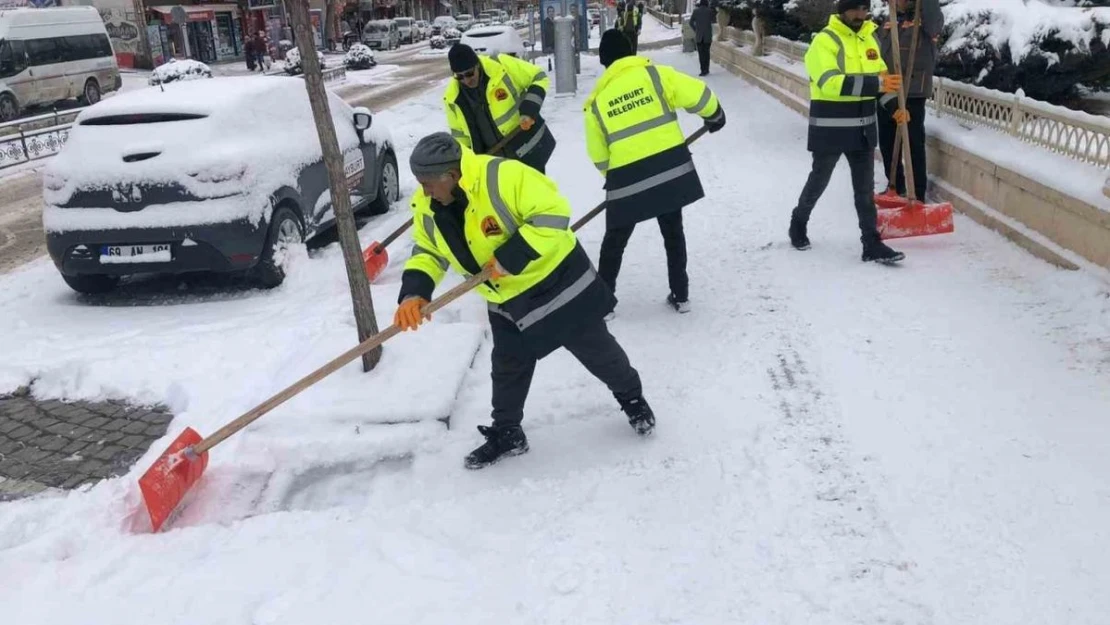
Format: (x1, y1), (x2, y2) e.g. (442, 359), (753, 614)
(431, 15), (455, 36)
(362, 19), (400, 50)
(460, 25), (525, 57)
(393, 17), (415, 44)
(455, 13), (475, 31)
(414, 19), (430, 39)
(42, 77), (400, 294)
(343, 43), (377, 70)
(148, 59), (212, 86)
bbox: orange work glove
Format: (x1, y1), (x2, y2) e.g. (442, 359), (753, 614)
(394, 297), (430, 331)
(892, 108), (911, 124)
(520, 115), (535, 131)
(880, 72), (903, 94)
(485, 258), (507, 279)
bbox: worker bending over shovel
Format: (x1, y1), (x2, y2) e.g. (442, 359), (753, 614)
(394, 133), (657, 469)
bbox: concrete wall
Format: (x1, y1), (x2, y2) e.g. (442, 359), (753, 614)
(711, 40), (1110, 272)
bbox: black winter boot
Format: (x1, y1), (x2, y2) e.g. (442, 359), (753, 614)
(464, 425), (529, 469)
(789, 218), (811, 250)
(861, 234), (906, 264)
(618, 395), (656, 436)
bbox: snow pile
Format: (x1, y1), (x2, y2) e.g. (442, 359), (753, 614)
(940, 0), (1110, 64)
(147, 59), (212, 86)
(343, 43), (377, 70)
(4, 46), (1110, 625)
(42, 77), (368, 232)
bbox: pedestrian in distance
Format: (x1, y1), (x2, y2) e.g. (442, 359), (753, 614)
(443, 43), (556, 174)
(689, 0), (715, 76)
(395, 133), (657, 470)
(584, 29), (725, 316)
(788, 0), (907, 264)
(876, 0), (944, 201)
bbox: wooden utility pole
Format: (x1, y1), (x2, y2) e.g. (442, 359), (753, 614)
(287, 0), (383, 372)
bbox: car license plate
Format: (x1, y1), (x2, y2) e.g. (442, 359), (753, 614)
(99, 243), (172, 264)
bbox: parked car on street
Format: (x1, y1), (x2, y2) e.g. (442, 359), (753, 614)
(0, 6), (121, 122)
(455, 13), (475, 31)
(42, 76), (400, 294)
(431, 15), (456, 36)
(362, 19), (399, 50)
(459, 25), (525, 57)
(393, 17), (416, 44)
(414, 20), (431, 40)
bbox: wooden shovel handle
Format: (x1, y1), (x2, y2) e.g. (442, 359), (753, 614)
(193, 267), (495, 454)
(886, 0), (924, 192)
(571, 126), (710, 231)
(886, 0), (917, 202)
(367, 128), (524, 255)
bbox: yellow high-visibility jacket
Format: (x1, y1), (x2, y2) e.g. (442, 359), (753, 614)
(583, 55), (721, 228)
(402, 148), (574, 305)
(398, 146), (615, 357)
(443, 53), (553, 168)
(804, 15), (891, 152)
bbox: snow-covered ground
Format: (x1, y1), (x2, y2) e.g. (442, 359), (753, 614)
(3, 47), (1110, 625)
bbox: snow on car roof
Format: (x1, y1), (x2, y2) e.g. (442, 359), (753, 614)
(75, 76), (302, 123)
(464, 25), (513, 35)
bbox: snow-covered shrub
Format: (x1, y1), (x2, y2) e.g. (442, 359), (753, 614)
(430, 34), (447, 49)
(283, 47), (327, 75)
(344, 43), (377, 70)
(148, 59), (212, 86)
(934, 0), (1110, 102)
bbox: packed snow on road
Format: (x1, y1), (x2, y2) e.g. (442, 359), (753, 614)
(2, 44), (1110, 625)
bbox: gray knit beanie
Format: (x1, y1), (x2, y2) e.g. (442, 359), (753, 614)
(409, 132), (462, 178)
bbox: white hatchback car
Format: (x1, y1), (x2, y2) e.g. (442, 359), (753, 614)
(460, 25), (526, 57)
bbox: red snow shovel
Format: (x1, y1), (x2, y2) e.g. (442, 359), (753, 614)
(875, 0), (954, 239)
(361, 127), (524, 282)
(138, 266), (495, 532)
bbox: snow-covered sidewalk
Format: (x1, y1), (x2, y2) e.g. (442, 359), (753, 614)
(2, 48), (1110, 625)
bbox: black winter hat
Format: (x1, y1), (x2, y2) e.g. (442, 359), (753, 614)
(836, 0), (870, 12)
(448, 43), (480, 73)
(599, 29), (633, 67)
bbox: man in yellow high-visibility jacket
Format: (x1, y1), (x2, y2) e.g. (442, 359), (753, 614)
(444, 44), (556, 173)
(617, 2), (640, 53)
(789, 0), (907, 264)
(584, 29), (725, 315)
(394, 132), (657, 470)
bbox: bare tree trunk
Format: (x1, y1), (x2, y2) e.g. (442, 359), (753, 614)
(287, 0), (383, 372)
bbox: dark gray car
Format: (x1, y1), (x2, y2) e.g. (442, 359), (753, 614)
(42, 76), (400, 294)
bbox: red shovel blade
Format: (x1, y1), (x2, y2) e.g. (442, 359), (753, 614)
(878, 200), (955, 240)
(362, 242), (389, 282)
(875, 189), (909, 210)
(137, 427), (209, 532)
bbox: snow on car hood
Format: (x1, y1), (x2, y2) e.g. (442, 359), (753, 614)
(43, 76), (362, 229)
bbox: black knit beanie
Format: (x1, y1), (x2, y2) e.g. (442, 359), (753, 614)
(836, 0), (870, 12)
(448, 43), (479, 73)
(599, 29), (633, 68)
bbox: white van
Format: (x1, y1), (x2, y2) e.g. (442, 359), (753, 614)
(0, 6), (121, 122)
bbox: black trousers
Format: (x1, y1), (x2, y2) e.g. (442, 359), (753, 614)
(696, 41), (711, 74)
(791, 150), (880, 240)
(598, 209), (688, 301)
(490, 319), (643, 427)
(877, 97), (928, 199)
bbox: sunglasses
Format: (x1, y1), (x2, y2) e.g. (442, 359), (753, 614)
(454, 67), (478, 81)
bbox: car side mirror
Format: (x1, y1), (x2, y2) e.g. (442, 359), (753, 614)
(352, 106), (372, 143)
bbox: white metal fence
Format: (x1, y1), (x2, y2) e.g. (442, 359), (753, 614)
(727, 27), (1110, 170)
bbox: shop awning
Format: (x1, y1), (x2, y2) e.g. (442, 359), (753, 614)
(149, 5), (239, 24)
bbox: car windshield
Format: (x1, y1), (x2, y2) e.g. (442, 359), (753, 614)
(79, 113), (208, 126)
(395, 18), (411, 24)
(368, 23), (390, 32)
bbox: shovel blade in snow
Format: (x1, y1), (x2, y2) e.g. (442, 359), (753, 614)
(362, 242), (389, 282)
(878, 200), (955, 240)
(138, 427), (209, 532)
(875, 189), (909, 210)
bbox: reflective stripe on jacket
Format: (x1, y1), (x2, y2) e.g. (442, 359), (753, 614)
(583, 56), (720, 228)
(804, 15), (890, 152)
(400, 147), (614, 358)
(444, 53), (552, 163)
